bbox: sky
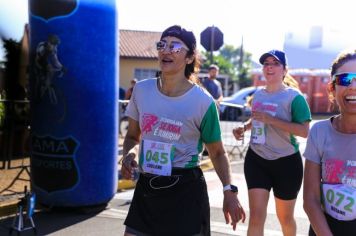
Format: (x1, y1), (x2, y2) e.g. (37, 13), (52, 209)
(0, 0), (355, 62)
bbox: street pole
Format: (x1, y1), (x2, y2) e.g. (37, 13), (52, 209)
(210, 25), (214, 63)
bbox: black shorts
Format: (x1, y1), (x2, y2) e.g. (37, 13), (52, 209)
(244, 147), (303, 200)
(308, 213), (356, 236)
(124, 168), (210, 236)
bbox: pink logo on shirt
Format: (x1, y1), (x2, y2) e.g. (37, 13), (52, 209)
(158, 122), (181, 134)
(142, 113), (158, 134)
(324, 159), (344, 183)
(253, 102), (278, 113)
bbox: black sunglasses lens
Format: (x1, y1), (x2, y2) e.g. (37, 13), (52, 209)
(335, 73), (356, 86)
(156, 41), (166, 50)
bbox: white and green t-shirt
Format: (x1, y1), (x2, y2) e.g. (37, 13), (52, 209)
(304, 118), (356, 221)
(126, 78), (221, 168)
(304, 118), (356, 187)
(250, 87), (311, 160)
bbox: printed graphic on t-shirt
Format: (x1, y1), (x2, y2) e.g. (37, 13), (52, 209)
(323, 159), (356, 187)
(153, 117), (182, 141)
(253, 102), (278, 114)
(142, 113), (159, 134)
(142, 113), (182, 141)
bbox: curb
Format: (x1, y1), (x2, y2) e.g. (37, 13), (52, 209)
(118, 179), (136, 190)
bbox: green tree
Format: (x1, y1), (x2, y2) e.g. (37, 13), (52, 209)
(200, 44), (253, 88)
(2, 37), (23, 100)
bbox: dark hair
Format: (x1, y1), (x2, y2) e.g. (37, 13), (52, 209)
(185, 54), (201, 83)
(330, 49), (356, 77)
(327, 48), (356, 110)
(329, 49), (356, 90)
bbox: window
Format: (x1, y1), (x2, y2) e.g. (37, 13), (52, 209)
(134, 69), (158, 80)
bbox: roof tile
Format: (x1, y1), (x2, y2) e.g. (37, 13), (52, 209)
(120, 29), (161, 59)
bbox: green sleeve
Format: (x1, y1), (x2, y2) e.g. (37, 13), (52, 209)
(291, 94), (312, 123)
(200, 102), (221, 143)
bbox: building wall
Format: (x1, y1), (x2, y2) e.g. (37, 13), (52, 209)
(119, 58), (158, 89)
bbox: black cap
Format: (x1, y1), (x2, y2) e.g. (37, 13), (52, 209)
(161, 25), (196, 52)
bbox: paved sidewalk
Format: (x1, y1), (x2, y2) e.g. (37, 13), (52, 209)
(0, 157), (31, 218)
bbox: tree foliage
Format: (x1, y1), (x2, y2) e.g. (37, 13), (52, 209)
(200, 44), (253, 88)
(1, 38), (24, 99)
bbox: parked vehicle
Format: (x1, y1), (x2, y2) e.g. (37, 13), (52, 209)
(219, 86), (261, 121)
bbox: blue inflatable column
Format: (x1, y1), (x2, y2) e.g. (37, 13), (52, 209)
(28, 0), (119, 207)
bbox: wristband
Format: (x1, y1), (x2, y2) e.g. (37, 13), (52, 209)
(223, 184), (238, 193)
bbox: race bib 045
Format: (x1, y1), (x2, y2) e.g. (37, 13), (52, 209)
(139, 139), (175, 176)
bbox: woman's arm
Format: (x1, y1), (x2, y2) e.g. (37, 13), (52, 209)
(121, 117), (141, 179)
(205, 141), (246, 230)
(252, 110), (310, 138)
(303, 160), (333, 236)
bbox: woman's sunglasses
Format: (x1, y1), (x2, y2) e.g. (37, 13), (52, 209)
(156, 41), (189, 53)
(333, 72), (356, 87)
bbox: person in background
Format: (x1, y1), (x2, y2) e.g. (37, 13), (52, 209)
(202, 64), (223, 105)
(120, 25), (245, 236)
(233, 49), (311, 236)
(201, 64), (224, 156)
(125, 78), (137, 101)
(119, 86), (127, 130)
(119, 87), (126, 100)
(122, 79), (137, 113)
(303, 49), (356, 236)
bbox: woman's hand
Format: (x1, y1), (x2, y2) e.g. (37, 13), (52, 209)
(252, 110), (273, 124)
(120, 153), (138, 180)
(232, 126), (245, 140)
(223, 191), (246, 230)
